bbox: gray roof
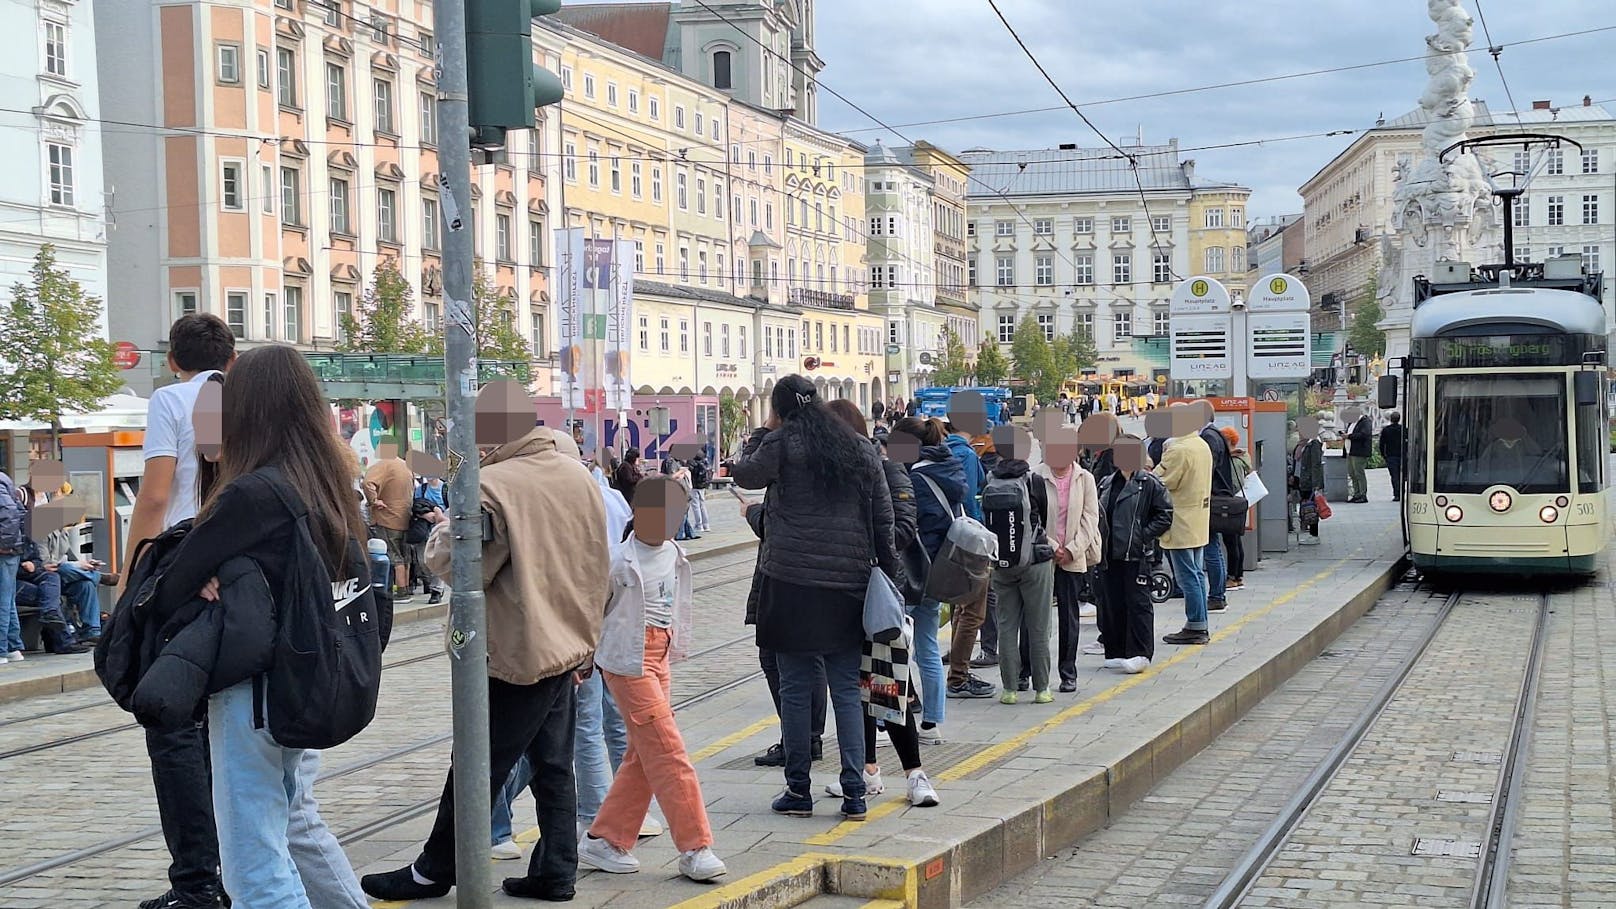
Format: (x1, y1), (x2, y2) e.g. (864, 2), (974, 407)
(1411, 287), (1607, 338)
(959, 145), (1190, 199)
(1382, 100), (1613, 130)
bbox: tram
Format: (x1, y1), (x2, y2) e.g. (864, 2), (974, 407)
(1380, 259), (1609, 576)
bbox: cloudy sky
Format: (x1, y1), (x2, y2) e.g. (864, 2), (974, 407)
(804, 0), (1614, 219)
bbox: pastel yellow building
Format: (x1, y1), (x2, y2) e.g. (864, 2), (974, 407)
(1188, 186), (1252, 301)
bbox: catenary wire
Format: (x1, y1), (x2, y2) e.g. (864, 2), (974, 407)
(1472, 0), (1524, 128)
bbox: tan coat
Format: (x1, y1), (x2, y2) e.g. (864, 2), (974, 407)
(1033, 463), (1101, 572)
(425, 427), (609, 685)
(1155, 434), (1212, 550)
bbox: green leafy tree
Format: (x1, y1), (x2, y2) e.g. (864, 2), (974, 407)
(0, 245), (121, 454)
(931, 327), (971, 387)
(1010, 316), (1068, 402)
(340, 259), (433, 354)
(718, 391), (748, 457)
(974, 340), (1010, 386)
(1347, 271), (1386, 358)
(469, 266), (532, 371)
(1052, 329), (1098, 384)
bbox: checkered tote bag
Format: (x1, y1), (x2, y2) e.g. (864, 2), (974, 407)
(861, 614), (918, 725)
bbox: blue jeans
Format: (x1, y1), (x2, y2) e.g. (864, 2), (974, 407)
(1167, 547), (1208, 632)
(0, 554), (22, 652)
(778, 648), (864, 800)
(908, 600), (945, 725)
(491, 755), (533, 845)
(1203, 536), (1227, 603)
(56, 563), (100, 634)
(208, 681), (367, 909)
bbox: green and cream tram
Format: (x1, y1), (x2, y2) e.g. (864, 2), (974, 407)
(1382, 277), (1609, 576)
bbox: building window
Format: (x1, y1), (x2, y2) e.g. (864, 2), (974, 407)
(995, 220), (1014, 237)
(1034, 218), (1052, 235)
(260, 164), (274, 214)
(419, 91), (437, 144)
(563, 142), (576, 181)
(696, 177), (706, 214)
(1113, 310), (1132, 341)
(256, 49), (270, 89)
(679, 247), (689, 281)
(606, 82), (617, 106)
(764, 154), (773, 174)
(674, 105), (685, 129)
(283, 286), (302, 342)
(279, 166), (301, 224)
(1152, 252), (1172, 283)
(1035, 256), (1053, 286)
(374, 79), (394, 133)
(583, 73), (595, 98)
(175, 291), (199, 318)
(528, 219), (544, 267)
(968, 259), (976, 286)
(377, 187), (398, 242)
(418, 30), (434, 57)
(966, 221), (976, 237)
(996, 256), (1014, 286)
(1583, 245), (1601, 274)
(713, 50), (732, 89)
(219, 161), (244, 211)
(627, 89), (639, 112)
(325, 62), (346, 120)
(638, 314), (649, 350)
(1204, 247), (1224, 273)
(655, 242), (665, 273)
(1547, 148), (1564, 176)
(1231, 245), (1246, 273)
(630, 161), (642, 197)
(369, 13), (389, 44)
(1548, 195), (1565, 226)
(1204, 208), (1224, 228)
(1513, 244), (1530, 263)
(46, 143), (74, 206)
(764, 202), (772, 229)
(422, 196), (440, 249)
(652, 166), (663, 202)
(226, 292), (247, 337)
(331, 291), (352, 340)
(721, 323), (731, 357)
(610, 157), (622, 193)
(1153, 310), (1170, 336)
(1582, 149), (1600, 174)
(217, 44), (241, 84)
(1074, 217), (1093, 234)
(44, 20), (67, 77)
(276, 47), (297, 107)
(694, 112), (704, 135)
(1583, 194), (1599, 225)
(1151, 215), (1171, 233)
(530, 311), (546, 357)
(1075, 254), (1093, 285)
(679, 319), (689, 353)
(587, 151), (599, 187)
(739, 324), (748, 357)
(323, 0), (342, 27)
(676, 171), (687, 209)
(701, 322), (713, 356)
(660, 316), (670, 352)
(648, 96), (659, 120)
(1513, 196), (1530, 227)
(329, 177), (350, 234)
(1112, 253), (1131, 284)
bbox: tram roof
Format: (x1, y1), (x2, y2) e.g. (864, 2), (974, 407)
(1411, 287), (1606, 339)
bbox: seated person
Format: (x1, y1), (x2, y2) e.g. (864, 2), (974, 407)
(15, 539), (88, 654)
(39, 525), (112, 642)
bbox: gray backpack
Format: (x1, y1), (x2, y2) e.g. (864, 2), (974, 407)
(916, 474), (997, 603)
(981, 472), (1048, 570)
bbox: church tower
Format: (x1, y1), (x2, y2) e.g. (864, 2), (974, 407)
(667, 0), (824, 124)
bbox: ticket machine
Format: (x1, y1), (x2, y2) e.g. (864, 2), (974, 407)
(60, 431), (146, 613)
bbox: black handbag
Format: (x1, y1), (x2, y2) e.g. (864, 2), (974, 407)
(1209, 494), (1249, 536)
(899, 539), (931, 606)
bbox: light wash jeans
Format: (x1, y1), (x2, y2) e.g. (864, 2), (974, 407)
(208, 681), (367, 909)
(688, 490), (710, 532)
(1167, 547), (1209, 632)
(908, 600), (945, 725)
(492, 670), (630, 844)
(0, 554), (21, 652)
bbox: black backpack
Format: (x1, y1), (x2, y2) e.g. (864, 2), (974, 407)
(405, 496), (436, 544)
(981, 471), (1052, 570)
(0, 472), (26, 554)
(94, 519), (196, 711)
(258, 475), (391, 750)
(688, 457), (711, 489)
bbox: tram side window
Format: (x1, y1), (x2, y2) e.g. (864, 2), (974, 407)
(1432, 375), (1567, 494)
(1576, 398), (1604, 492)
(1407, 375), (1426, 494)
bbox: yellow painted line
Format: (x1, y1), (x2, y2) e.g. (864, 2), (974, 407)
(663, 852), (828, 909)
(691, 713), (780, 763)
(806, 555), (1357, 845)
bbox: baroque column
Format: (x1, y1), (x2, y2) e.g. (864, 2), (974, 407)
(1378, 0), (1501, 360)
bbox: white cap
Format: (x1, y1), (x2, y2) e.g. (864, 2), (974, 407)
(367, 538), (388, 555)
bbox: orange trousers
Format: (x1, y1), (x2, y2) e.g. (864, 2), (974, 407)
(590, 627), (714, 853)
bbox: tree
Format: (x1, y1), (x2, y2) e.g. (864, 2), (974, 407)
(1347, 271), (1386, 358)
(931, 327), (971, 387)
(974, 340), (1010, 387)
(339, 259), (433, 354)
(0, 245), (122, 454)
(718, 391), (748, 457)
(469, 265), (532, 371)
(1010, 316), (1068, 402)
(1052, 329), (1098, 385)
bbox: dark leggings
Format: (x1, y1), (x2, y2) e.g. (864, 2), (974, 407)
(863, 711), (922, 771)
(1221, 531), (1245, 579)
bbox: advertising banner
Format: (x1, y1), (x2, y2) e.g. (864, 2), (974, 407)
(555, 228), (587, 409)
(606, 239), (635, 412)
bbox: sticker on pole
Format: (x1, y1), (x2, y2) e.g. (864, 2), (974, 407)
(446, 297), (475, 336)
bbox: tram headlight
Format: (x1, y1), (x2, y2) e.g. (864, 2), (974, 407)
(1540, 505), (1559, 523)
(1444, 505), (1464, 522)
(1435, 496), (1449, 507)
(1489, 491), (1512, 513)
(1555, 495), (1569, 508)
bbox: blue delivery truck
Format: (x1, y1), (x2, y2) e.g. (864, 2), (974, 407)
(911, 386), (1015, 425)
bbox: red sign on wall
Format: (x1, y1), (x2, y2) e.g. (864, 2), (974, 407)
(113, 342), (141, 370)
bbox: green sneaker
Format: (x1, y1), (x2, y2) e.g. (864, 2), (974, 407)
(999, 691), (1018, 705)
(1034, 689), (1054, 704)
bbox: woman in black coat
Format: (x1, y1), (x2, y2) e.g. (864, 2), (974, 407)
(732, 375), (896, 820)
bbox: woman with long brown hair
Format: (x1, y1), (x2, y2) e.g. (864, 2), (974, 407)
(150, 345), (373, 909)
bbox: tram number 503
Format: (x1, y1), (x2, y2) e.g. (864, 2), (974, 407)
(1576, 502), (1596, 516)
(1411, 502), (1429, 515)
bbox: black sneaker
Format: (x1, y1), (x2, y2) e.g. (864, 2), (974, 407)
(361, 866), (452, 901)
(1207, 598), (1228, 613)
(811, 737), (824, 761)
(428, 589), (443, 605)
(969, 654), (999, 668)
(1163, 628), (1210, 646)
(754, 743), (786, 766)
(946, 676), (997, 699)
(139, 889), (226, 909)
(1017, 679), (1030, 692)
(502, 876), (575, 901)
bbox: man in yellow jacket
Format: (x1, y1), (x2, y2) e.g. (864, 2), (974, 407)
(1155, 417), (1213, 646)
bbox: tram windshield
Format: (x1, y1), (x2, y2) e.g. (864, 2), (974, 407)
(1432, 374), (1568, 494)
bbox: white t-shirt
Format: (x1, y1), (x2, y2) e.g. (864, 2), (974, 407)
(632, 538), (678, 629)
(143, 370), (221, 529)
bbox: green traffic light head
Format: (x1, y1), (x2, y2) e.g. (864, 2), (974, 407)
(530, 0), (562, 14)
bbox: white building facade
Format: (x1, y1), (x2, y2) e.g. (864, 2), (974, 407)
(3, 0), (108, 334)
(864, 143), (947, 397)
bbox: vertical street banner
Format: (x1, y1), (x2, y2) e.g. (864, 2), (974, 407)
(581, 239), (614, 414)
(555, 228), (586, 409)
(605, 239), (635, 412)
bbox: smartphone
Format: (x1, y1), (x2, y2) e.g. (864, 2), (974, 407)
(725, 485), (752, 502)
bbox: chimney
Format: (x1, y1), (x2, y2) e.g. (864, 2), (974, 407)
(1182, 159), (1196, 182)
(1585, 95), (1594, 107)
(1533, 100), (1552, 110)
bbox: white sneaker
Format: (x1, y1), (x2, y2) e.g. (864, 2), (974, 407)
(917, 725), (944, 746)
(1081, 641), (1106, 655)
(907, 771), (940, 807)
(638, 815), (663, 838)
(824, 768), (884, 798)
(678, 847), (728, 882)
(1103, 658), (1125, 670)
(1078, 601), (1098, 619)
(1121, 656), (1150, 674)
(577, 834), (640, 874)
(491, 839), (523, 860)
(6, 651), (23, 662)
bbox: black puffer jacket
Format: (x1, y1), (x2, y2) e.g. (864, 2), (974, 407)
(732, 425), (896, 592)
(1097, 469), (1175, 566)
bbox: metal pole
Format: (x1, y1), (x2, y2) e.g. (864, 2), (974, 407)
(431, 1), (492, 905)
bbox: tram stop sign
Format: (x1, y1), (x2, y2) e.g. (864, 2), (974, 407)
(113, 342), (141, 370)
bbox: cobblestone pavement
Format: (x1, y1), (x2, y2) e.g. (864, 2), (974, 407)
(0, 541), (761, 909)
(967, 583), (1449, 909)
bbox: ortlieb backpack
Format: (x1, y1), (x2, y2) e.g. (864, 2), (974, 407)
(980, 471), (1049, 570)
(915, 474), (996, 603)
(0, 472), (26, 554)
(258, 472), (391, 750)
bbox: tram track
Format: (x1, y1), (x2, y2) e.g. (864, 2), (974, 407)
(0, 557), (767, 889)
(1201, 586), (1554, 909)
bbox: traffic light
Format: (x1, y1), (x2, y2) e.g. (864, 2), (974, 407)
(466, 0), (565, 151)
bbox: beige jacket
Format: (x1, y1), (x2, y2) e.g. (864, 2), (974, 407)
(1032, 463), (1101, 572)
(425, 427), (609, 685)
(1155, 434), (1212, 550)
